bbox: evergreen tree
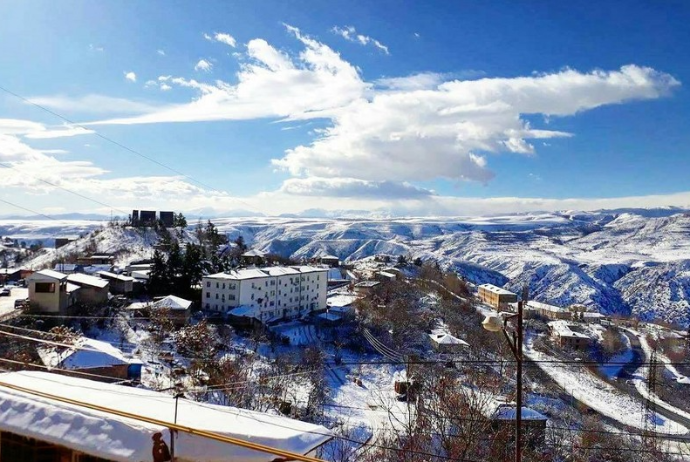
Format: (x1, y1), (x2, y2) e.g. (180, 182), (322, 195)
(234, 235), (247, 252)
(174, 213), (188, 229)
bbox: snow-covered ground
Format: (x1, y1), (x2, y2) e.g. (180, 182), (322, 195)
(525, 337), (688, 435)
(3, 208), (690, 324)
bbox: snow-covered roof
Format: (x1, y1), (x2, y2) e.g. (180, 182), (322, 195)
(29, 269), (68, 281)
(130, 270), (150, 280)
(292, 265), (329, 274)
(37, 337), (130, 370)
(527, 300), (566, 313)
(492, 404), (548, 421)
(319, 254), (339, 260)
(242, 249), (266, 257)
(263, 266), (300, 276)
(53, 263), (80, 272)
(65, 282), (81, 293)
(0, 268), (20, 275)
(355, 281), (379, 288)
(125, 301), (149, 310)
(429, 333), (469, 346)
(478, 283), (516, 296)
(67, 273), (109, 289)
(207, 268), (269, 280)
(0, 371), (331, 462)
(548, 320), (591, 339)
(98, 271), (135, 282)
(152, 295), (192, 311)
(327, 294), (358, 308)
(377, 271), (396, 278)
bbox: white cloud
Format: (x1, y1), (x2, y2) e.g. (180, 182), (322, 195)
(214, 32), (236, 48)
(273, 65), (678, 184)
(124, 71), (137, 82)
(27, 94), (161, 115)
(0, 119), (94, 139)
(89, 44), (104, 52)
(160, 83), (172, 91)
(280, 177), (435, 199)
(157, 49), (166, 56)
(79, 28), (678, 200)
(194, 59), (213, 72)
(332, 26), (389, 55)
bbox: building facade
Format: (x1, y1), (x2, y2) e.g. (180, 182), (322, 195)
(26, 270), (79, 314)
(477, 284), (517, 309)
(202, 266), (328, 323)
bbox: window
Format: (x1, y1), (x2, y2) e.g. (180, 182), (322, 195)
(229, 294), (236, 301)
(222, 283), (225, 289)
(205, 303), (210, 309)
(270, 280), (275, 286)
(270, 290), (275, 296)
(251, 294), (255, 300)
(35, 282), (55, 293)
(206, 281), (210, 287)
(215, 293), (218, 299)
(216, 282), (219, 289)
(206, 292), (210, 298)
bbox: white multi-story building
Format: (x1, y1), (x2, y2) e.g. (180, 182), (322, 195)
(202, 266), (329, 322)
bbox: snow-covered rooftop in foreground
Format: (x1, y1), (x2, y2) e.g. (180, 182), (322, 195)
(0, 371), (331, 462)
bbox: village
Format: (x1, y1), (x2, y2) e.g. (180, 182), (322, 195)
(0, 214), (688, 461)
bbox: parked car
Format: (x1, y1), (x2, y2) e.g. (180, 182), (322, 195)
(0, 287), (11, 297)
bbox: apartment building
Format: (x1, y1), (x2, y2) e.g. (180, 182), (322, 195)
(477, 283), (517, 310)
(202, 265), (329, 323)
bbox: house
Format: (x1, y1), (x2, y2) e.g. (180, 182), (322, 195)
(66, 273), (109, 306)
(77, 254), (115, 266)
(525, 300), (571, 320)
(202, 265), (328, 324)
(0, 268), (21, 284)
(319, 254), (340, 267)
(478, 284), (517, 310)
(151, 295), (193, 326)
(0, 371), (331, 462)
(375, 270), (397, 282)
(241, 249), (266, 265)
(97, 271), (134, 294)
(548, 320), (593, 350)
(54, 236), (76, 249)
(429, 333), (469, 353)
(37, 336), (141, 382)
(52, 263), (83, 275)
(26, 269), (80, 314)
(354, 280), (380, 295)
(489, 403), (548, 447)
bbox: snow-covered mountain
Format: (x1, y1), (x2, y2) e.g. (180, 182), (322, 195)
(2, 209), (690, 326)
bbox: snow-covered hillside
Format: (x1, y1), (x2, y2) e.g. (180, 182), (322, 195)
(2, 209), (690, 325)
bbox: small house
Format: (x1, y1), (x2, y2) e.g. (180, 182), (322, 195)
(26, 269), (79, 314)
(478, 284), (517, 310)
(98, 271), (134, 294)
(151, 295), (193, 326)
(548, 321), (593, 350)
(490, 403), (548, 447)
(37, 336), (140, 382)
(429, 333), (469, 353)
(66, 273), (109, 306)
(241, 249), (266, 265)
(319, 254), (340, 267)
(354, 281), (380, 295)
(0, 268), (21, 284)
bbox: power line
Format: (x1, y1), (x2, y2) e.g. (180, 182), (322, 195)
(0, 161), (130, 217)
(0, 83), (265, 216)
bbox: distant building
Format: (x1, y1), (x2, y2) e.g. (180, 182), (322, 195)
(159, 211), (175, 227)
(0, 268), (21, 284)
(138, 210), (156, 226)
(478, 284), (517, 310)
(26, 269), (80, 314)
(489, 403), (548, 448)
(151, 295), (193, 326)
(525, 300), (571, 320)
(319, 254), (340, 267)
(375, 271), (397, 282)
(77, 255), (115, 266)
(66, 273), (109, 305)
(429, 333), (469, 353)
(37, 337), (140, 383)
(241, 249), (266, 266)
(54, 237), (76, 249)
(354, 280), (380, 294)
(548, 321), (593, 350)
(203, 265), (328, 323)
(97, 271), (134, 294)
(53, 263), (83, 275)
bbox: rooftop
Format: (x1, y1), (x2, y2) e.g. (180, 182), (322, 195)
(37, 337), (130, 370)
(29, 269), (68, 281)
(0, 371), (331, 462)
(478, 283), (516, 296)
(66, 273), (109, 289)
(97, 271), (135, 282)
(152, 295), (192, 311)
(548, 320), (591, 339)
(429, 333), (469, 346)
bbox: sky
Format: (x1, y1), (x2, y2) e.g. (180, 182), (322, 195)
(1, 0), (690, 218)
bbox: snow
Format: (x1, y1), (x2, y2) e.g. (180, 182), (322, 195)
(598, 334), (634, 379)
(38, 337), (130, 370)
(525, 338), (688, 434)
(152, 295), (192, 311)
(29, 269), (67, 281)
(492, 405), (547, 421)
(0, 371), (331, 462)
(66, 272), (109, 289)
(428, 333), (469, 346)
(326, 294), (358, 308)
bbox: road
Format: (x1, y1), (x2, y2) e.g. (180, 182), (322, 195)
(0, 287), (27, 320)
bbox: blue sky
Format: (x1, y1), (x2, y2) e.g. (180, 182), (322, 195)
(1, 0), (689, 217)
